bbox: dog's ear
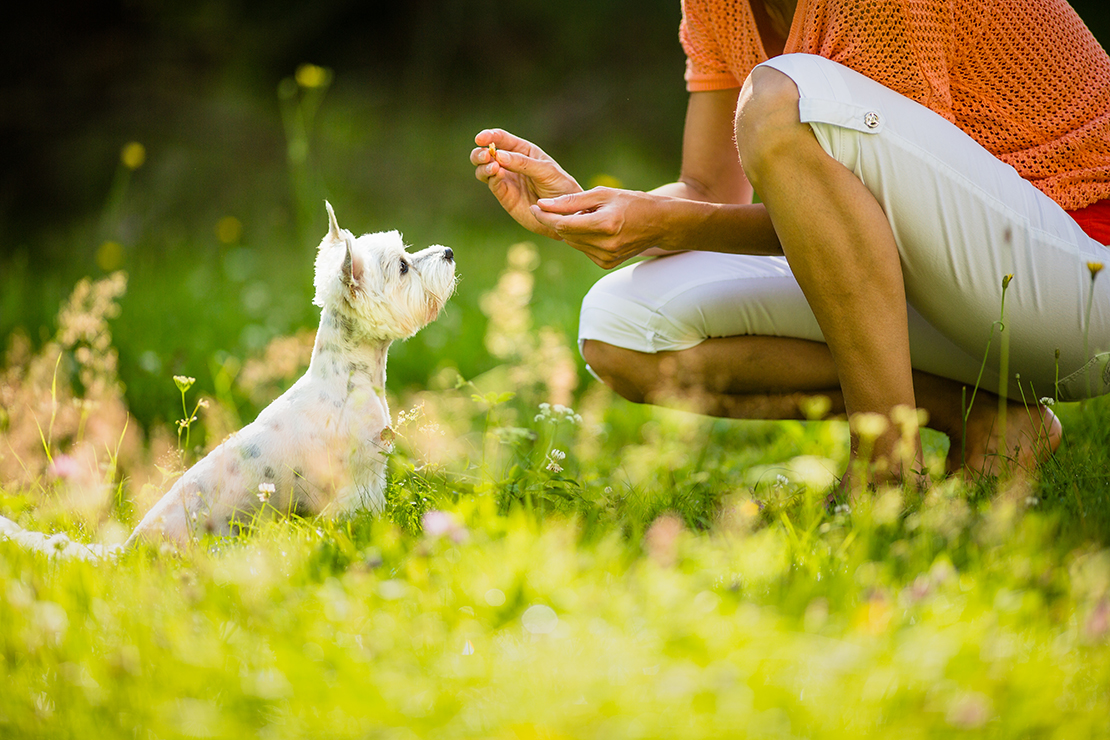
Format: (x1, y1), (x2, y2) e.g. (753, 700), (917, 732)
(341, 235), (364, 290)
(325, 201), (342, 244)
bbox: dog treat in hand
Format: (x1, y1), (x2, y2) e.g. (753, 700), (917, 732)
(487, 143), (497, 161)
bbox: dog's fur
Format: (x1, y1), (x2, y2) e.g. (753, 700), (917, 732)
(0, 203), (455, 554)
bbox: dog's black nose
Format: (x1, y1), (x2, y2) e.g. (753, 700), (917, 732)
(443, 247), (454, 262)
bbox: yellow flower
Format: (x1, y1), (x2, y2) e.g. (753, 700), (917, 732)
(295, 63), (330, 89)
(216, 216), (242, 245)
(120, 142), (145, 170)
(1088, 261), (1104, 280)
(96, 241), (124, 271)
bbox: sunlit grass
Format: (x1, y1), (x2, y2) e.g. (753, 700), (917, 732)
(1, 246), (1109, 737)
(2, 467), (1110, 738)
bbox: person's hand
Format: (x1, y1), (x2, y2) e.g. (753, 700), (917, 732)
(530, 187), (667, 269)
(471, 129), (582, 239)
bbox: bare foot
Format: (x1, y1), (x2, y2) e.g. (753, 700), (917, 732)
(947, 402), (1062, 479)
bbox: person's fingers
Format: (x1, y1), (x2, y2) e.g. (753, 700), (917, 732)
(475, 129), (547, 159)
(493, 150), (564, 184)
(473, 159), (499, 184)
(530, 205), (618, 239)
(470, 145), (493, 166)
(472, 144), (506, 184)
(536, 188), (612, 214)
(563, 238), (627, 270)
(529, 207), (588, 234)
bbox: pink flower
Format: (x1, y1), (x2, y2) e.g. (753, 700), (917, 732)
(422, 510), (468, 543)
(48, 454), (81, 481)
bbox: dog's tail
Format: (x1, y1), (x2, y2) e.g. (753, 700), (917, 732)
(0, 515), (119, 561)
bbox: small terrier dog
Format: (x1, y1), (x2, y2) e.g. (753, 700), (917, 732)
(0, 202), (455, 554)
(126, 202), (457, 546)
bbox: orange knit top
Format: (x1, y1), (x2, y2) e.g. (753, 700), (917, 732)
(680, 0), (1110, 215)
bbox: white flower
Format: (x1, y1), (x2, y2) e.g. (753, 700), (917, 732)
(534, 403), (582, 425)
(545, 449), (567, 473)
(257, 482), (275, 502)
(1038, 397), (1056, 406)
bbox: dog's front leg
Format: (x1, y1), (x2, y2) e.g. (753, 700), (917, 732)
(125, 469), (212, 548)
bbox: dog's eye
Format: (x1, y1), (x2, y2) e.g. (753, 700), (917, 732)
(400, 260), (409, 276)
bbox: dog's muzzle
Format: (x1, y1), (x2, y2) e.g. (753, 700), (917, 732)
(443, 247), (454, 262)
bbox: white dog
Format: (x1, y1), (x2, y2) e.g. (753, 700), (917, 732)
(0, 202), (456, 554)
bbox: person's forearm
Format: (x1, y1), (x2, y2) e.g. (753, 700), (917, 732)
(643, 182), (783, 257)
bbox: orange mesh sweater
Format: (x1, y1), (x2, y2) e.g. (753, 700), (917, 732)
(680, 0), (1110, 214)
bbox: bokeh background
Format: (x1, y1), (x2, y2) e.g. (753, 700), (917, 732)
(2, 0), (1108, 432)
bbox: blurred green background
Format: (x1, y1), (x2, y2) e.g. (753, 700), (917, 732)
(1, 0), (1108, 432)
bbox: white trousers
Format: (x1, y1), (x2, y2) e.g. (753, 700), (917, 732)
(579, 54), (1110, 401)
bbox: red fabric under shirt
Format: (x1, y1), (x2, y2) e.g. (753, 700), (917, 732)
(1069, 199), (1110, 246)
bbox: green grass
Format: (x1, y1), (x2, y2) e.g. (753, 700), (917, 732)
(2, 400), (1110, 738)
(1, 256), (1109, 737)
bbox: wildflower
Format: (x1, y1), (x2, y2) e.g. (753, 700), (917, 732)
(534, 403), (582, 425)
(1002, 273), (1014, 289)
(96, 241), (124, 271)
(120, 142), (145, 170)
(946, 692), (993, 730)
(645, 514), (684, 567)
(545, 448), (566, 473)
(216, 216), (243, 245)
(257, 482), (275, 503)
(1088, 262), (1104, 279)
(422, 509), (468, 543)
(396, 403), (425, 426)
(775, 474), (789, 487)
(174, 376), (196, 393)
(834, 504), (851, 516)
(1086, 598), (1109, 641)
(739, 500), (761, 518)
(295, 63), (330, 89)
(1039, 397), (1056, 406)
(47, 454), (81, 481)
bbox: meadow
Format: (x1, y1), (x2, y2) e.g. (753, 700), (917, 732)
(3, 55), (1110, 739)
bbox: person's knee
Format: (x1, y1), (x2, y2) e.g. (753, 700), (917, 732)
(735, 66), (803, 187)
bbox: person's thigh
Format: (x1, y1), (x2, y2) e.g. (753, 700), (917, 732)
(758, 53), (1110, 400)
(578, 251), (988, 387)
